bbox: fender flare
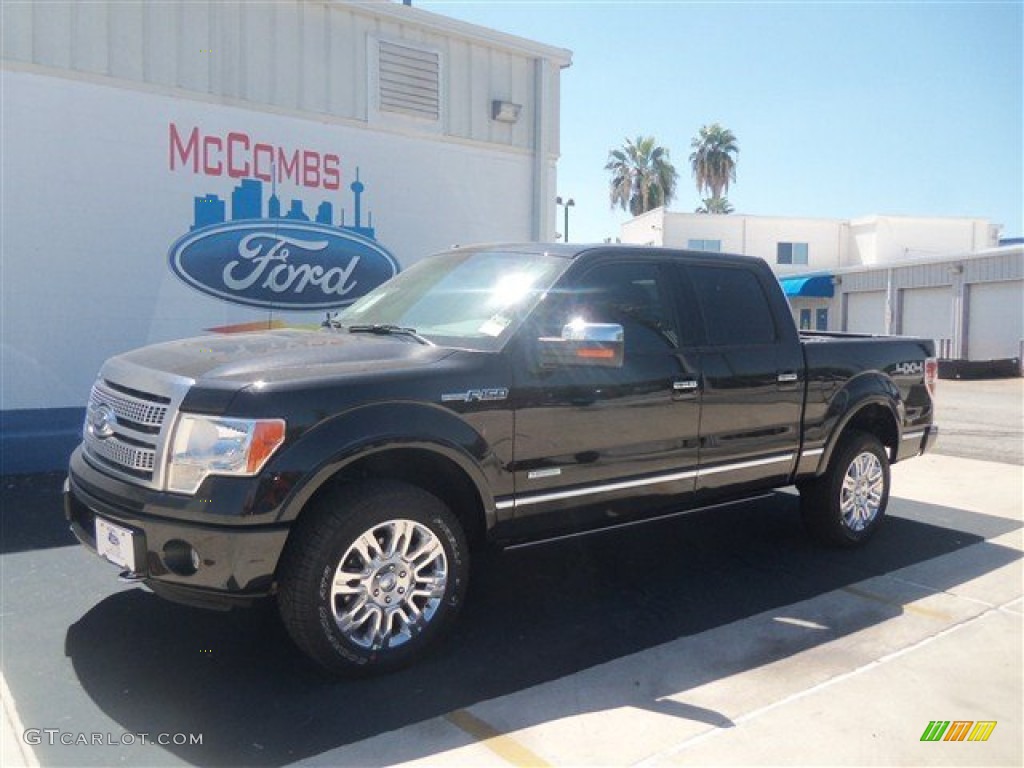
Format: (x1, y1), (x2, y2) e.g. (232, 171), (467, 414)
(271, 402), (497, 526)
(817, 373), (903, 475)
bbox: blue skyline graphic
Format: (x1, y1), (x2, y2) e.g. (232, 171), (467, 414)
(192, 169), (376, 240)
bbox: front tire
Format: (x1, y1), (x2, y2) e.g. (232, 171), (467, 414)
(800, 430), (890, 547)
(277, 480), (469, 675)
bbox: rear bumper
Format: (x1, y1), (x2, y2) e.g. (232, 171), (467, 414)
(897, 424), (939, 461)
(65, 448), (290, 609)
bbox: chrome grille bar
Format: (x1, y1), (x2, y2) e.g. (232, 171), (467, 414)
(81, 361), (194, 490)
(86, 434), (156, 473)
(90, 382), (168, 429)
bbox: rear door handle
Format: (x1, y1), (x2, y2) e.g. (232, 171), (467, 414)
(672, 378), (700, 399)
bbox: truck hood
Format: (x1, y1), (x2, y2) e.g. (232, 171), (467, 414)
(112, 329), (455, 385)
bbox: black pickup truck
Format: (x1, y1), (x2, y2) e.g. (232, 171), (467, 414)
(65, 244), (938, 674)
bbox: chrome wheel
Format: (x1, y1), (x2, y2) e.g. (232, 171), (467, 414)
(840, 451), (885, 532)
(330, 519), (448, 651)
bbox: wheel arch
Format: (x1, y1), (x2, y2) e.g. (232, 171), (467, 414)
(817, 375), (902, 475)
(292, 444), (489, 548)
(273, 403), (496, 549)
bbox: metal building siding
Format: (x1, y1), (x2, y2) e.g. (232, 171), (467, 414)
(965, 252), (1024, 284)
(841, 270), (888, 292)
(2, 0), (546, 152)
(378, 40), (441, 119)
(893, 262), (954, 290)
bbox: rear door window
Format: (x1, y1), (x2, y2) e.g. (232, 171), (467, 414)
(689, 266), (777, 346)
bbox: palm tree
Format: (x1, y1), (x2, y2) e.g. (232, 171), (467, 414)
(695, 197), (734, 214)
(605, 136), (678, 216)
(689, 124), (738, 213)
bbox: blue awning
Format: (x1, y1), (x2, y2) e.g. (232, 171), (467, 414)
(780, 275), (834, 298)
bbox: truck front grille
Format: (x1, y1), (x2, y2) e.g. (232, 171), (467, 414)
(85, 432), (157, 475)
(82, 366), (192, 490)
(88, 382), (169, 434)
(89, 382), (169, 431)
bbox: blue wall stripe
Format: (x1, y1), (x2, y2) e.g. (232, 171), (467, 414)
(1, 408), (85, 475)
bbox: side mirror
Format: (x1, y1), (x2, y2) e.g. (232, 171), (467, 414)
(537, 321), (624, 368)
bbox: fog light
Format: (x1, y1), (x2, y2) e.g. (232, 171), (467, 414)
(163, 539), (199, 576)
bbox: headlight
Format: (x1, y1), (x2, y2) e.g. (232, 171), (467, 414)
(167, 415), (286, 494)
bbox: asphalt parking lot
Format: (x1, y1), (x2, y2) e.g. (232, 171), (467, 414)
(1, 379), (1021, 767)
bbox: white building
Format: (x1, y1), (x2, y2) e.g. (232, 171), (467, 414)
(622, 209), (999, 275)
(0, 0), (571, 471)
(622, 209), (1022, 368)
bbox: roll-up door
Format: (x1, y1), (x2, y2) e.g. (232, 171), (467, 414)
(968, 281), (1024, 360)
(845, 291), (886, 334)
(902, 286), (951, 349)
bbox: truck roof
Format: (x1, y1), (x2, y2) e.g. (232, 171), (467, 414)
(453, 242), (765, 268)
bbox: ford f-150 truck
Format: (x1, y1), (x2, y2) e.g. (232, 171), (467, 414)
(65, 244), (938, 674)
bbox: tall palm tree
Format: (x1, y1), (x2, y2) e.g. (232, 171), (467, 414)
(689, 124), (738, 213)
(695, 197), (734, 214)
(605, 136), (678, 216)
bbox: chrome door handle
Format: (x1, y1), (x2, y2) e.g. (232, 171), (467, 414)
(673, 380), (699, 391)
(777, 372), (799, 383)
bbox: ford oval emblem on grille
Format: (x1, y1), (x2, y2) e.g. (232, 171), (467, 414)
(88, 404), (117, 439)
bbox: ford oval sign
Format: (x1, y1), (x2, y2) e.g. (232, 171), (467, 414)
(168, 222), (400, 310)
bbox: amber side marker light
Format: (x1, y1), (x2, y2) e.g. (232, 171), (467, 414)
(577, 348), (616, 359)
(247, 420), (287, 473)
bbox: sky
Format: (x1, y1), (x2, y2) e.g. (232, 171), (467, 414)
(418, 0), (1024, 244)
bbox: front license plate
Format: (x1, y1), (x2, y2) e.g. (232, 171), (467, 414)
(95, 517), (137, 572)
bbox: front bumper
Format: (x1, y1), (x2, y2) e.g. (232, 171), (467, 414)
(65, 447), (290, 609)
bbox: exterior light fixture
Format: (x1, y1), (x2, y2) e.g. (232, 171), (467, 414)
(556, 196), (575, 242)
(491, 100), (522, 123)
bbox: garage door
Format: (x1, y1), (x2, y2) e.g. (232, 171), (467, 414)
(968, 280), (1024, 360)
(845, 291), (886, 334)
(902, 286), (951, 349)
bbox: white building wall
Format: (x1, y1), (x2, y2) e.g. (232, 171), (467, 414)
(620, 209), (665, 246)
(0, 0), (572, 470)
(1, 0), (569, 153)
(623, 210), (1000, 274)
(849, 215), (998, 265)
(741, 217), (845, 276)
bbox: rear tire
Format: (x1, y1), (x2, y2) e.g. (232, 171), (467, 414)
(277, 479), (469, 675)
(800, 430), (890, 548)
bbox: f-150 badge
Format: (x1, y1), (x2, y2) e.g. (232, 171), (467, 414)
(441, 388), (509, 403)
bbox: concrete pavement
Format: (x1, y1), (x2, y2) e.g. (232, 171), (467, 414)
(303, 454), (1023, 767)
(2, 454), (1021, 766)
(932, 378), (1023, 465)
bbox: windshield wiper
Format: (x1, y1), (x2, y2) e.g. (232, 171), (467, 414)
(346, 324), (433, 346)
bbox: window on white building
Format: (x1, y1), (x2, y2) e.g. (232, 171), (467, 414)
(688, 239), (722, 252)
(777, 242), (809, 265)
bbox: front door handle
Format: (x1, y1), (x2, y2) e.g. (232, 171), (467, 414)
(777, 371), (800, 386)
(672, 378), (700, 399)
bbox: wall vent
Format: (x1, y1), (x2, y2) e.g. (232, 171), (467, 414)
(378, 41), (440, 120)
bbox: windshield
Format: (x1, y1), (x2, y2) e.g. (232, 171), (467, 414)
(337, 249), (568, 351)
